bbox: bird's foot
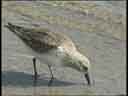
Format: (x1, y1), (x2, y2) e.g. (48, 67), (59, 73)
(48, 76), (55, 87)
(32, 74), (40, 80)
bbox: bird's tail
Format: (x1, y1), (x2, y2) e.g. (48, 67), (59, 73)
(4, 22), (24, 37)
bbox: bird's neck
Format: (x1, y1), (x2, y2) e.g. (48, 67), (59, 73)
(66, 49), (90, 68)
(66, 49), (82, 60)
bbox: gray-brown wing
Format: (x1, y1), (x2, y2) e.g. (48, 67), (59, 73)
(24, 31), (68, 53)
(5, 22), (68, 53)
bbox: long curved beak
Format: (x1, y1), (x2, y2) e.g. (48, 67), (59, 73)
(84, 72), (91, 85)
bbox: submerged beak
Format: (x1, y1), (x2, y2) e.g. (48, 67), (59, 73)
(84, 72), (91, 85)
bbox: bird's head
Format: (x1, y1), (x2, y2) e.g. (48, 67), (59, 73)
(62, 50), (92, 85)
(57, 46), (93, 85)
(78, 56), (92, 85)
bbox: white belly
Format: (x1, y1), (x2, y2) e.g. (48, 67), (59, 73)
(25, 45), (64, 67)
(36, 50), (63, 67)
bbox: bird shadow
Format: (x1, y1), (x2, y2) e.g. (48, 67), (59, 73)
(2, 71), (76, 87)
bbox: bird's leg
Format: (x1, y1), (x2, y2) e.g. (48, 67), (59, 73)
(33, 57), (38, 80)
(47, 64), (54, 86)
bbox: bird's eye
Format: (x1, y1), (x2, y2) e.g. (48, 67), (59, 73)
(78, 61), (88, 71)
(83, 66), (88, 71)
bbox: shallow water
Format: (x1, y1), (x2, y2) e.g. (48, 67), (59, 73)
(2, 1), (126, 95)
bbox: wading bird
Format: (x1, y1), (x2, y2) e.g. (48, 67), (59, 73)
(5, 22), (92, 86)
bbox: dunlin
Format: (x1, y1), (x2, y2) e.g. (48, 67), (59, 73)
(5, 22), (92, 86)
